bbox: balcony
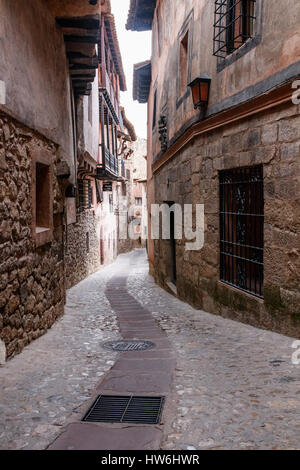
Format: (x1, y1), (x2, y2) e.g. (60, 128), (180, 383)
(121, 158), (125, 179)
(99, 65), (121, 123)
(97, 146), (119, 180)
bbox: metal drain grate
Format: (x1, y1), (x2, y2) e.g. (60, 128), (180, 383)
(103, 340), (156, 352)
(83, 395), (165, 424)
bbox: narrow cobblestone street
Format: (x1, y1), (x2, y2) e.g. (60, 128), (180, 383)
(0, 250), (299, 450)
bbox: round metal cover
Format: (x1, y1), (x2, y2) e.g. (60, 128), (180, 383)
(103, 340), (156, 352)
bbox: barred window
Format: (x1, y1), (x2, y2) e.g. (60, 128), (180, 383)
(213, 0), (256, 59)
(219, 165), (264, 298)
(77, 179), (93, 212)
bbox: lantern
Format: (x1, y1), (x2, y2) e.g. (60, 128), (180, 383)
(188, 74), (211, 109)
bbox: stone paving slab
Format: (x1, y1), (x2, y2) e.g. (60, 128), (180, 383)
(0, 262), (123, 450)
(113, 359), (176, 372)
(96, 371), (173, 394)
(2, 249), (297, 450)
(127, 250), (300, 451)
(47, 250), (174, 450)
(121, 350), (176, 360)
(121, 331), (167, 339)
(48, 423), (163, 450)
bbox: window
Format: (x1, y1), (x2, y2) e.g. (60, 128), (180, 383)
(88, 93), (93, 124)
(135, 198), (142, 206)
(219, 165), (264, 298)
(36, 162), (51, 231)
(213, 0), (256, 59)
(156, 6), (163, 56)
(152, 90), (157, 129)
(179, 31), (189, 96)
(109, 193), (114, 213)
(77, 179), (93, 212)
(31, 149), (53, 247)
(96, 180), (103, 204)
(86, 232), (90, 253)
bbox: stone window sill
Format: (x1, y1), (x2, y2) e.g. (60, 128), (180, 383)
(218, 280), (264, 303)
(166, 280), (178, 296)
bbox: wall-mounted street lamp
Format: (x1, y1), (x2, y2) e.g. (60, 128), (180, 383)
(188, 74), (211, 110)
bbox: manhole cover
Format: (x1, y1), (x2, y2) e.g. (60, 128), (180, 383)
(103, 340), (156, 352)
(83, 395), (165, 424)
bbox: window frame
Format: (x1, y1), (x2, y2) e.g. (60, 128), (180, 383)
(152, 87), (157, 131)
(219, 165), (264, 299)
(213, 0), (264, 72)
(31, 147), (53, 247)
(176, 10), (194, 109)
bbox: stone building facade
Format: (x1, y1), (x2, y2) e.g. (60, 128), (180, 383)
(128, 0), (300, 337)
(0, 117), (66, 358)
(0, 0), (141, 360)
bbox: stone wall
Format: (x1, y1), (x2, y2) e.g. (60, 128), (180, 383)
(0, 114), (66, 358)
(153, 101), (300, 338)
(64, 210), (102, 289)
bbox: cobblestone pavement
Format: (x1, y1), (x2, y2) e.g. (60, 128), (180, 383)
(1, 249), (299, 450)
(128, 251), (300, 450)
(0, 261), (123, 450)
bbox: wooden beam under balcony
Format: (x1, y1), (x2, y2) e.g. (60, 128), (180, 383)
(64, 35), (100, 44)
(56, 15), (100, 31)
(56, 14), (100, 97)
(70, 70), (97, 80)
(70, 63), (98, 71)
(67, 52), (98, 67)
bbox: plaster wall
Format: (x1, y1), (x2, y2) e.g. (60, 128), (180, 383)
(0, 0), (75, 178)
(150, 0), (300, 159)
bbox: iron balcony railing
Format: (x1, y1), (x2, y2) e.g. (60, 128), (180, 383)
(99, 65), (120, 121)
(97, 145), (119, 179)
(121, 158), (125, 178)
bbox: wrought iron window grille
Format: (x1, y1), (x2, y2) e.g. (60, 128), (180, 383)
(219, 165), (264, 298)
(213, 0), (256, 59)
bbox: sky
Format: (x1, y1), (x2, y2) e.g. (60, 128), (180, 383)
(111, 0), (152, 139)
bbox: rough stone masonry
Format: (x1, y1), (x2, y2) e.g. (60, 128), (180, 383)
(154, 101), (300, 338)
(0, 115), (65, 359)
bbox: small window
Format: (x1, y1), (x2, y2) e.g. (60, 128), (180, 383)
(213, 0), (256, 59)
(135, 198), (142, 206)
(179, 31), (189, 97)
(36, 162), (51, 230)
(77, 179), (93, 212)
(219, 165), (264, 298)
(88, 93), (93, 124)
(86, 232), (90, 253)
(109, 193), (114, 213)
(96, 180), (103, 204)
